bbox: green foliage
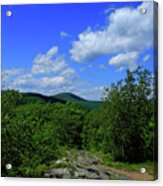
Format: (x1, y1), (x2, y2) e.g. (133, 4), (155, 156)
(52, 102), (86, 148)
(1, 67), (156, 177)
(20, 92), (102, 110)
(1, 100), (59, 176)
(82, 104), (110, 153)
(1, 91), (86, 177)
(97, 152), (154, 176)
(1, 90), (22, 116)
(2, 91), (102, 110)
(18, 164), (48, 177)
(102, 67), (155, 162)
(53, 92), (102, 110)
(21, 92), (66, 104)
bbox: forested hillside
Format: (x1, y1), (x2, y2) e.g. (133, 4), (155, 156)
(1, 67), (157, 179)
(1, 91), (102, 111)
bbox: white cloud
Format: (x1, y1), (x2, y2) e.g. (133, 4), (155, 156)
(32, 55), (66, 75)
(31, 46), (69, 75)
(46, 46), (58, 57)
(143, 54), (150, 62)
(12, 73), (78, 96)
(3, 46), (79, 96)
(109, 52), (138, 71)
(1, 69), (23, 76)
(60, 68), (76, 77)
(41, 76), (65, 87)
(14, 76), (65, 88)
(70, 2), (153, 70)
(1, 69), (24, 88)
(31, 46), (76, 78)
(60, 31), (69, 38)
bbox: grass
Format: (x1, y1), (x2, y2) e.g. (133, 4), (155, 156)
(96, 152), (154, 176)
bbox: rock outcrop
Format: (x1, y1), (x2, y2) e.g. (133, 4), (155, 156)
(44, 151), (127, 180)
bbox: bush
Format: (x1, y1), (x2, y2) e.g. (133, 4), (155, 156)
(82, 105), (110, 153)
(1, 97), (59, 176)
(1, 67), (156, 177)
(1, 91), (86, 177)
(103, 67), (155, 162)
(52, 102), (86, 148)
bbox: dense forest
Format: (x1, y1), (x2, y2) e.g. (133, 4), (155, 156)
(1, 67), (157, 178)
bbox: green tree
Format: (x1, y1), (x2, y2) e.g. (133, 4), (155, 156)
(103, 67), (155, 162)
(53, 102), (85, 148)
(1, 92), (59, 177)
(1, 90), (22, 116)
(82, 105), (110, 153)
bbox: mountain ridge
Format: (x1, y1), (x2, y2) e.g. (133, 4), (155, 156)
(1, 91), (102, 110)
(23, 92), (102, 110)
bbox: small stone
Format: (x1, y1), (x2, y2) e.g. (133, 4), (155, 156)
(44, 173), (50, 178)
(62, 157), (67, 162)
(55, 159), (63, 164)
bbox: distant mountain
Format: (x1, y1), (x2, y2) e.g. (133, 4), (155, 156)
(21, 92), (66, 104)
(53, 92), (102, 110)
(2, 91), (102, 110)
(53, 92), (86, 102)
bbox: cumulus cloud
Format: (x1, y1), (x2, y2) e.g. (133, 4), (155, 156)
(14, 76), (65, 88)
(32, 55), (66, 75)
(2, 69), (23, 76)
(3, 46), (79, 95)
(31, 45), (76, 79)
(109, 52), (138, 71)
(70, 2), (153, 70)
(31, 46), (69, 75)
(46, 46), (58, 57)
(12, 74), (78, 96)
(1, 68), (24, 88)
(60, 68), (76, 77)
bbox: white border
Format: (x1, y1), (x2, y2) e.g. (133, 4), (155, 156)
(0, 0), (162, 186)
(0, 0), (154, 5)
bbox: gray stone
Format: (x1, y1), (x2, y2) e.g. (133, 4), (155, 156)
(45, 168), (73, 179)
(44, 150), (128, 180)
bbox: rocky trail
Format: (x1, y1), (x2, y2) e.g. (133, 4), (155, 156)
(44, 150), (153, 180)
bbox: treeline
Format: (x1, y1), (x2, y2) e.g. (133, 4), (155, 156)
(83, 68), (156, 163)
(1, 67), (156, 177)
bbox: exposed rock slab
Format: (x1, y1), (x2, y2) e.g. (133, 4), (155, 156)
(44, 150), (128, 180)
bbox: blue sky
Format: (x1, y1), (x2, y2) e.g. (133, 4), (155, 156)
(2, 1), (154, 100)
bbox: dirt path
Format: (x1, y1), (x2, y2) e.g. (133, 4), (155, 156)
(105, 166), (154, 181)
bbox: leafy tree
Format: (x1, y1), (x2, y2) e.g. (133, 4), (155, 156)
(82, 105), (110, 153)
(103, 67), (155, 162)
(53, 102), (85, 148)
(1, 93), (59, 177)
(1, 90), (22, 117)
(1, 91), (86, 176)
(1, 67), (156, 177)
